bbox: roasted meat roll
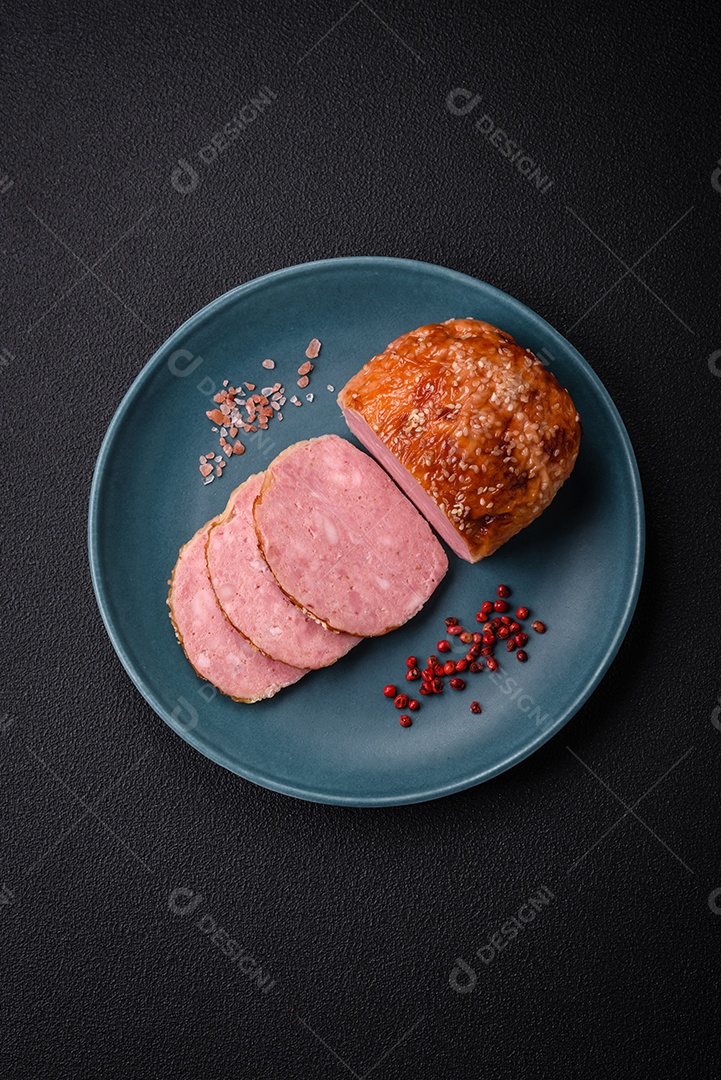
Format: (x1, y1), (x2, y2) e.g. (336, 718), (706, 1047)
(338, 318), (581, 563)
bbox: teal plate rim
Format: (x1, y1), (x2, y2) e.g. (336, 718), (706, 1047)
(88, 256), (645, 806)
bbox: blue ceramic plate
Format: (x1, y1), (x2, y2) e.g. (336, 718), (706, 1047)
(88, 257), (644, 806)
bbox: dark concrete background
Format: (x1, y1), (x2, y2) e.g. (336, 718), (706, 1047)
(2, 1), (720, 1076)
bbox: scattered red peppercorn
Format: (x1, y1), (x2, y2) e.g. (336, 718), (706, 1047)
(391, 589), (543, 721)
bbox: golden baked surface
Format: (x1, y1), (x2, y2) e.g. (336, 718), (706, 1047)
(338, 318), (581, 561)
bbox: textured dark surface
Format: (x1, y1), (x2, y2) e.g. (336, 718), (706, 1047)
(2, 1), (720, 1077)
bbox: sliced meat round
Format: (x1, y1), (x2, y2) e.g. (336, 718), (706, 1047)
(207, 472), (360, 669)
(253, 434), (448, 637)
(167, 518), (307, 702)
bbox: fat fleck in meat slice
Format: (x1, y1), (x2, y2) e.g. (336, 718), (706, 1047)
(337, 318), (581, 563)
(207, 472), (361, 669)
(167, 518), (307, 702)
(253, 434), (448, 637)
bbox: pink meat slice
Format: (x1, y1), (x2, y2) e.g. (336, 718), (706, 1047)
(253, 434), (448, 637)
(167, 518), (307, 702)
(207, 472), (360, 669)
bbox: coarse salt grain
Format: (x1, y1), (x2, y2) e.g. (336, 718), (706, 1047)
(262, 359), (275, 369)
